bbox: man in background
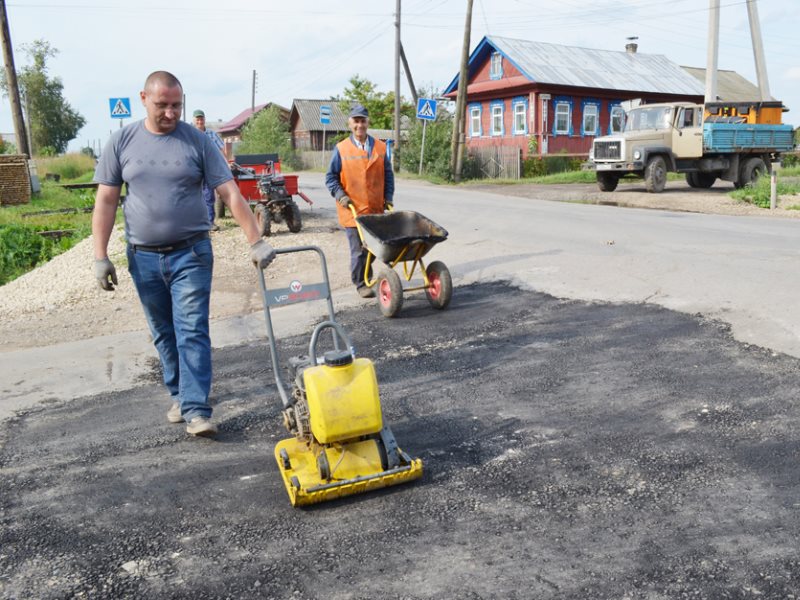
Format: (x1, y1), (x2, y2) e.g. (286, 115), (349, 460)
(193, 109), (226, 231)
(325, 104), (394, 298)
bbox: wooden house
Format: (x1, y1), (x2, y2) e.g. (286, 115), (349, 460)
(443, 36), (706, 158)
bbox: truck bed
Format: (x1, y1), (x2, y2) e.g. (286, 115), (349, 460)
(703, 122), (794, 154)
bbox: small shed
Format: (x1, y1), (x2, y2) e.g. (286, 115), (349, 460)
(290, 100), (349, 151)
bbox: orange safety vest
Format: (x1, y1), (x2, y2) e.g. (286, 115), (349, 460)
(335, 136), (387, 228)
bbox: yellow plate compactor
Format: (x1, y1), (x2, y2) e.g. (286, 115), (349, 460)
(255, 245), (423, 506)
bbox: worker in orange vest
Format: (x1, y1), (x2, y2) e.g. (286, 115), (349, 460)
(325, 104), (394, 298)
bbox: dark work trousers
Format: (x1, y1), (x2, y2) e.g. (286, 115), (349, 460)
(345, 227), (371, 288)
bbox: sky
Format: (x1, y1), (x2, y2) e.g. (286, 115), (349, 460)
(1, 0), (798, 153)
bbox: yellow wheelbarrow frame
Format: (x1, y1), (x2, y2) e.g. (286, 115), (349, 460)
(349, 205), (452, 318)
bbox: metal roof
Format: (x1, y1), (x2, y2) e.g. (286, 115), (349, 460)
(291, 99), (349, 132)
(445, 35), (705, 96)
(681, 66), (769, 102)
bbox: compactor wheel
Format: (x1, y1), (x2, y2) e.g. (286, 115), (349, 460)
(254, 204), (271, 237)
(425, 261), (452, 310)
(377, 269), (404, 318)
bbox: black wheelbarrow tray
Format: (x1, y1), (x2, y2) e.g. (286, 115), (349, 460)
(353, 210), (453, 318)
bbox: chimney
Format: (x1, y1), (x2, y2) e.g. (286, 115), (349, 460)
(625, 42), (638, 54)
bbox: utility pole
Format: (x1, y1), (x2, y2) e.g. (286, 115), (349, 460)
(450, 0), (473, 182)
(704, 0), (720, 103)
(0, 0), (30, 157)
(393, 0), (401, 172)
(399, 42), (418, 106)
(251, 70), (257, 114)
(746, 0), (771, 100)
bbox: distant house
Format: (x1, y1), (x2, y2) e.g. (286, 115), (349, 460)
(681, 66), (767, 102)
(290, 100), (349, 151)
(443, 35), (705, 157)
(217, 102), (289, 157)
(289, 99), (408, 151)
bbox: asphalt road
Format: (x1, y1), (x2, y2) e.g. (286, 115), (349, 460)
(3, 282), (800, 599)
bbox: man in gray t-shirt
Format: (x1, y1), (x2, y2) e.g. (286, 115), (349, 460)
(92, 70), (277, 438)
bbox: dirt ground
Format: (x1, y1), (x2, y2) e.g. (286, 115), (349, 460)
(0, 178), (797, 353)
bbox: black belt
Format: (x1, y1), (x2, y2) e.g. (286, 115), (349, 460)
(130, 231), (209, 253)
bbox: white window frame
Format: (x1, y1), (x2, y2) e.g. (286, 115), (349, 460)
(582, 104), (598, 136)
(610, 105), (624, 133)
(469, 104), (482, 137)
(555, 102), (571, 135)
(491, 102), (504, 136)
(490, 52), (503, 80)
(513, 101), (527, 135)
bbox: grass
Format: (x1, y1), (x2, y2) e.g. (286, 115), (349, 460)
(0, 153), (112, 285)
(729, 175), (800, 209)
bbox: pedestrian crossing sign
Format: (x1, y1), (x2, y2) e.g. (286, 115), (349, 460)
(416, 98), (437, 121)
(109, 97), (131, 119)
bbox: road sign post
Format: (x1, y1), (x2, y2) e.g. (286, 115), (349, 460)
(109, 97), (131, 129)
(416, 98), (437, 175)
(320, 104), (331, 167)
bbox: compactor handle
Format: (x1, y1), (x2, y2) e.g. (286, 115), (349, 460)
(308, 320), (355, 365)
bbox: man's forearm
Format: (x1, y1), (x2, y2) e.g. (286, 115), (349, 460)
(92, 186), (121, 259)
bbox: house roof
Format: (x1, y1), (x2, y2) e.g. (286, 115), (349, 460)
(444, 35), (705, 97)
(217, 102), (289, 135)
(680, 66), (770, 102)
(291, 99), (349, 132)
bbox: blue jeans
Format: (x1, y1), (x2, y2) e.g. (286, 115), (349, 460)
(202, 183), (215, 224)
(127, 238), (214, 422)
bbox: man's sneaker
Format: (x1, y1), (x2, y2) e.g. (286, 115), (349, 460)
(186, 417), (217, 437)
(357, 285), (375, 298)
(210, 224), (220, 232)
(167, 402), (184, 423)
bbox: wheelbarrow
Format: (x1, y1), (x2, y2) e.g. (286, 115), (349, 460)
(350, 205), (452, 318)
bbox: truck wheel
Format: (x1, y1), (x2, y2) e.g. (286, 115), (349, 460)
(597, 172), (619, 192)
(285, 201), (302, 233)
(685, 172), (699, 188)
(215, 196), (226, 218)
(254, 204), (271, 237)
(644, 156), (667, 193)
(694, 173), (717, 188)
(739, 157), (767, 188)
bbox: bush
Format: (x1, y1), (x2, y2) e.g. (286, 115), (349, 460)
(522, 152), (584, 178)
(399, 118), (454, 180)
(729, 175), (800, 208)
(0, 225), (57, 285)
(781, 152), (799, 168)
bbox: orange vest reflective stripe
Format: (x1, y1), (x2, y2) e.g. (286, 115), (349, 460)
(335, 136), (387, 227)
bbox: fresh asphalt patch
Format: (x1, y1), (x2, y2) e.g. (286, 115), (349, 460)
(2, 283), (800, 599)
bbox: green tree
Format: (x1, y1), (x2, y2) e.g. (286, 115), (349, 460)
(336, 75), (413, 129)
(399, 92), (454, 180)
(1, 40), (85, 155)
(237, 105), (299, 169)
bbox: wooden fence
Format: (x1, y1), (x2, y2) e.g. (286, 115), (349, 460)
(464, 147), (522, 180)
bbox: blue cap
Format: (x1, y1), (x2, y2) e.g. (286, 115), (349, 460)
(349, 104), (369, 119)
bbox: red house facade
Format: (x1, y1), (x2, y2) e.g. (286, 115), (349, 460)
(444, 36), (706, 158)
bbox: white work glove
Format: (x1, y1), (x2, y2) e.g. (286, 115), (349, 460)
(94, 258), (118, 291)
(250, 239), (276, 269)
(337, 194), (352, 208)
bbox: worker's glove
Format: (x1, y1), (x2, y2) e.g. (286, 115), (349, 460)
(337, 195), (352, 208)
(384, 200), (393, 211)
(250, 239), (277, 269)
(94, 258), (118, 291)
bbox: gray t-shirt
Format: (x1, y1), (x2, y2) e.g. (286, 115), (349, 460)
(94, 120), (232, 246)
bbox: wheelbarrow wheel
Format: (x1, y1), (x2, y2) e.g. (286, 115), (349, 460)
(254, 203), (271, 237)
(285, 201), (302, 233)
(377, 269), (403, 318)
(425, 261), (452, 310)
